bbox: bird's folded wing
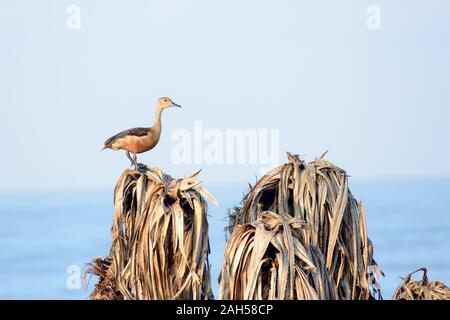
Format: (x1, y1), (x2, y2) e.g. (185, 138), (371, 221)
(104, 127), (149, 146)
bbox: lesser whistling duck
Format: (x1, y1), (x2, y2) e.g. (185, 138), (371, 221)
(103, 97), (181, 169)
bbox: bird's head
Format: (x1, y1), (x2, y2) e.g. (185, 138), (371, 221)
(157, 97), (182, 110)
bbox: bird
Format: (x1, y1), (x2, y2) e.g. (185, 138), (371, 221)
(103, 97), (181, 169)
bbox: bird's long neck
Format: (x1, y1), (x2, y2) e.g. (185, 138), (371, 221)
(152, 107), (163, 136)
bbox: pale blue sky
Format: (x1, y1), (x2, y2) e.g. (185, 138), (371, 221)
(1, 0), (449, 190)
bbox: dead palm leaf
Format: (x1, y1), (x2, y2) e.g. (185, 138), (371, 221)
(393, 268), (450, 300)
(219, 211), (336, 299)
(222, 152), (380, 300)
(86, 165), (218, 300)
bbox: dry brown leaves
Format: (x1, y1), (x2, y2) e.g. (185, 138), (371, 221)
(393, 268), (450, 300)
(220, 152), (380, 300)
(86, 166), (218, 300)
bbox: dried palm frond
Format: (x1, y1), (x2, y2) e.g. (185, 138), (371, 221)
(85, 257), (122, 300)
(220, 211), (336, 300)
(86, 166), (218, 300)
(222, 152), (380, 300)
(393, 268), (450, 300)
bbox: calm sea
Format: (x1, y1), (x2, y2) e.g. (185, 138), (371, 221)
(0, 179), (449, 299)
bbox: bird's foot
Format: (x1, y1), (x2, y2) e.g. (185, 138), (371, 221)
(135, 162), (147, 173)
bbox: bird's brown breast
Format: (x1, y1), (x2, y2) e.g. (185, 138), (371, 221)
(112, 135), (158, 154)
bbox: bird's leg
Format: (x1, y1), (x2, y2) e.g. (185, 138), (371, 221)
(126, 151), (134, 167)
(133, 154), (139, 170)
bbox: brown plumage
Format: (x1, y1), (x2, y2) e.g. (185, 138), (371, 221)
(103, 97), (181, 168)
